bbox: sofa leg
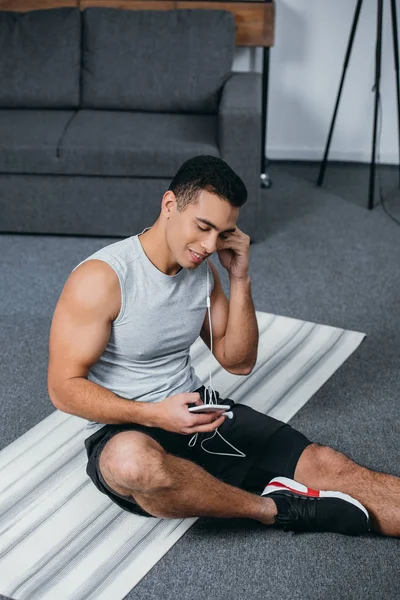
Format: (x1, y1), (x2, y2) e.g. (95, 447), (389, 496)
(260, 172), (272, 189)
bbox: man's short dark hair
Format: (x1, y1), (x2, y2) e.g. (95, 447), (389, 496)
(168, 155), (247, 212)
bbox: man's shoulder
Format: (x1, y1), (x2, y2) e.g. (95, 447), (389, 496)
(70, 258), (120, 292)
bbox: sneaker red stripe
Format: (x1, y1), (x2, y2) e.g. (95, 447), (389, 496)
(269, 481), (320, 497)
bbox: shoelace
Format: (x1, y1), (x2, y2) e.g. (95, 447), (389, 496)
(274, 495), (320, 532)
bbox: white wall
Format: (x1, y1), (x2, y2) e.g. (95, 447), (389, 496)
(233, 0), (400, 164)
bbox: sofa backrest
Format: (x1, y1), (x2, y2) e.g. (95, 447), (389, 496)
(0, 8), (81, 108)
(82, 8), (235, 114)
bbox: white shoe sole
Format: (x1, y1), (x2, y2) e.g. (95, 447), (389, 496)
(262, 476), (369, 520)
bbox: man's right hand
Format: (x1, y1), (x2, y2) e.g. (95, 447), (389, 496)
(150, 392), (226, 435)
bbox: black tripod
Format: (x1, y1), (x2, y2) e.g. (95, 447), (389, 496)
(317, 0), (400, 209)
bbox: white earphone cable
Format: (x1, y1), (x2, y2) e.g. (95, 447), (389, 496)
(188, 262), (246, 458)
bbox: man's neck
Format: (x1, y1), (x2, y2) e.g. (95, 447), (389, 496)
(138, 224), (182, 276)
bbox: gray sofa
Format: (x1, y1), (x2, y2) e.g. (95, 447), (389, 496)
(0, 7), (265, 241)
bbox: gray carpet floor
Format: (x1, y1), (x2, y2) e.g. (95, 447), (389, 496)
(1, 161), (399, 600)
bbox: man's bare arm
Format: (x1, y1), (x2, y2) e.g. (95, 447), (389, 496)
(47, 260), (157, 426)
(52, 376), (157, 426)
(223, 275), (258, 372)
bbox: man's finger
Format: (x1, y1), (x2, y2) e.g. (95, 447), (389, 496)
(187, 415), (226, 433)
(189, 411), (225, 426)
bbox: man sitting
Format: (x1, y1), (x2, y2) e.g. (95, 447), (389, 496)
(48, 155), (399, 537)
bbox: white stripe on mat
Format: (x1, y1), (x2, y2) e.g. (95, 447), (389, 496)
(0, 311), (366, 600)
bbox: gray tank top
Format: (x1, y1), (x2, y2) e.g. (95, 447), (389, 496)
(72, 227), (215, 430)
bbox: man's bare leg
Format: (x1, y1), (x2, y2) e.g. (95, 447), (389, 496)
(99, 433), (277, 524)
(133, 453), (278, 523)
(294, 443), (400, 537)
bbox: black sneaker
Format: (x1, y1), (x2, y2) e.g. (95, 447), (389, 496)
(262, 477), (370, 535)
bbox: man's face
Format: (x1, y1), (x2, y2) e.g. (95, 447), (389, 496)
(166, 189), (239, 268)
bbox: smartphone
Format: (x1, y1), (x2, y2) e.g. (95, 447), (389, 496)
(188, 404), (228, 413)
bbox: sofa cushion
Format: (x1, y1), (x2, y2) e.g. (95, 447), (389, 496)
(0, 8), (81, 108)
(0, 109), (78, 174)
(0, 109), (220, 177)
(58, 110), (220, 176)
(82, 8), (235, 113)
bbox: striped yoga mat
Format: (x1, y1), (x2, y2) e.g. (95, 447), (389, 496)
(0, 311), (365, 600)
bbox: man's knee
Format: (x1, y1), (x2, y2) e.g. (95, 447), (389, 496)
(99, 431), (171, 496)
(294, 442), (360, 487)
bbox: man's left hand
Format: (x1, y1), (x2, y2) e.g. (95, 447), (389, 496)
(216, 227), (250, 280)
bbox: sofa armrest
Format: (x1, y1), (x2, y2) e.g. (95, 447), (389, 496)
(219, 72), (262, 118)
(218, 73), (265, 242)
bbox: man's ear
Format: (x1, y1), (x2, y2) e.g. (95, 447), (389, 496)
(161, 191), (177, 217)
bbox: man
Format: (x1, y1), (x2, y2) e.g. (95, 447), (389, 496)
(48, 155), (398, 537)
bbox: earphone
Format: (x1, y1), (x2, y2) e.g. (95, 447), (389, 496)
(187, 260), (246, 458)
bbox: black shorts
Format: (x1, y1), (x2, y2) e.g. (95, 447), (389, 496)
(84, 385), (313, 517)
